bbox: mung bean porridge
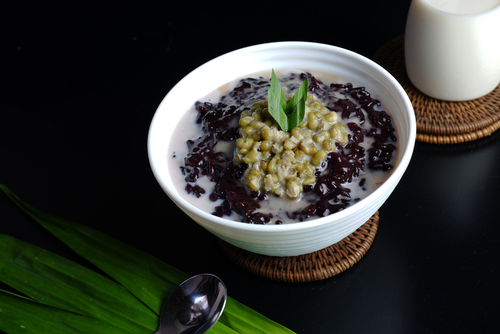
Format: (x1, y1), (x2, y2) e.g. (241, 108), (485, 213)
(169, 70), (397, 224)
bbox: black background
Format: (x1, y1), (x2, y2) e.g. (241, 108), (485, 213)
(1, 1), (499, 333)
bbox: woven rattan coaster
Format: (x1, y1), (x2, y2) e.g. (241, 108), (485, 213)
(218, 211), (379, 282)
(373, 35), (500, 145)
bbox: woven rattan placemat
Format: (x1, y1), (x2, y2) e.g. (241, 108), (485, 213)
(218, 211), (379, 282)
(373, 35), (500, 144)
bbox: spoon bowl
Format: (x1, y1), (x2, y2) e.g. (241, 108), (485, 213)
(154, 274), (227, 334)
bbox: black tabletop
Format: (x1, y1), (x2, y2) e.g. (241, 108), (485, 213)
(1, 1), (499, 333)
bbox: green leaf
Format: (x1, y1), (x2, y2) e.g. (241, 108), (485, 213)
(268, 70), (309, 132)
(0, 235), (156, 334)
(285, 75), (308, 130)
(268, 69), (289, 132)
(279, 87), (287, 115)
(0, 289), (130, 334)
(0, 184), (296, 334)
(287, 98), (304, 131)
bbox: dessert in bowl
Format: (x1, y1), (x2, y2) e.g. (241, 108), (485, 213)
(148, 42), (416, 257)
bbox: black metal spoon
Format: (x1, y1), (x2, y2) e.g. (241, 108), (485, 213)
(154, 274), (227, 334)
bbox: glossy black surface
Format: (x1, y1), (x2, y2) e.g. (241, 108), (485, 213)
(1, 2), (499, 333)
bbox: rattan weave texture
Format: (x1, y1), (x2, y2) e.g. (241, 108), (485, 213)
(218, 211), (379, 282)
(373, 35), (500, 144)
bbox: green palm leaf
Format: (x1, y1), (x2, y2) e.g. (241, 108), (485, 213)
(0, 184), (295, 334)
(0, 235), (156, 333)
(0, 289), (130, 334)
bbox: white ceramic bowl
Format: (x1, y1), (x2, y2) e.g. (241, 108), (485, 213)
(148, 42), (416, 257)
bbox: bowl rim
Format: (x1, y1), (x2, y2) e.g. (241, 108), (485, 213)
(148, 41), (416, 233)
